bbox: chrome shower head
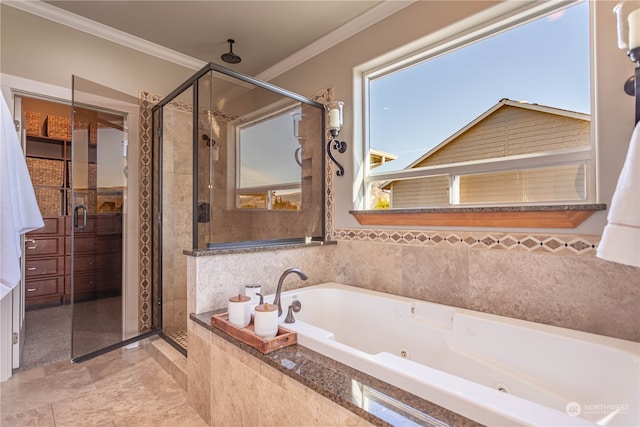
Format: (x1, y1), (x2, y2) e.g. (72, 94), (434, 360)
(221, 39), (241, 64)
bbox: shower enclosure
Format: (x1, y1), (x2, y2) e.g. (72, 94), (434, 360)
(152, 63), (326, 352)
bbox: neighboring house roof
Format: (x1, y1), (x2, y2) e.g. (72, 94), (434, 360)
(379, 98), (590, 192)
(402, 98), (590, 171)
(369, 148), (398, 169)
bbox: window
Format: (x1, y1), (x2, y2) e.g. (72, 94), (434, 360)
(237, 107), (302, 210)
(364, 1), (591, 210)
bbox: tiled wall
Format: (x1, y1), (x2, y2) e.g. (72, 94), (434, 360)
(331, 237), (639, 342)
(187, 245), (336, 316)
(161, 105), (193, 334)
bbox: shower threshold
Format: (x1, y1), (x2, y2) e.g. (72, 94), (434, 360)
(163, 329), (188, 354)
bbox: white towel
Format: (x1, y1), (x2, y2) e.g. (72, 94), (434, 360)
(0, 95), (44, 299)
(596, 122), (640, 268)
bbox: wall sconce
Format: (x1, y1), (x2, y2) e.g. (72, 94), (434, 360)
(614, 2), (640, 123)
(327, 101), (347, 176)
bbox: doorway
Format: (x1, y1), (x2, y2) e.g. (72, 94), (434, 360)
(14, 78), (153, 369)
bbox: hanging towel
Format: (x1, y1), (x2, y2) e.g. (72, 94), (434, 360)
(0, 95), (44, 299)
(596, 122), (640, 268)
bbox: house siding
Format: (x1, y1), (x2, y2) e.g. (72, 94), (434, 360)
(414, 106), (589, 167)
(391, 176), (449, 208)
(389, 105), (590, 207)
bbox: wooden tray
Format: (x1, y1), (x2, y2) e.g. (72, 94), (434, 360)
(211, 312), (297, 354)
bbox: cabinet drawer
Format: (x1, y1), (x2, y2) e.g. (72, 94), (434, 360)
(66, 252), (121, 274)
(27, 216), (64, 235)
(66, 216), (97, 234)
(24, 236), (64, 257)
(96, 215), (122, 235)
(65, 235), (121, 254)
(25, 257), (64, 278)
(66, 215), (122, 235)
(64, 274), (97, 293)
(25, 276), (62, 298)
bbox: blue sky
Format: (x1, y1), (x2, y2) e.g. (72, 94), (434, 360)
(240, 111), (301, 187)
(369, 1), (590, 173)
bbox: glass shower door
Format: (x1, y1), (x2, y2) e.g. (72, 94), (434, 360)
(70, 76), (153, 361)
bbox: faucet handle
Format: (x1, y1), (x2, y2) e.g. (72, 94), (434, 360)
(284, 300), (302, 324)
(256, 293), (264, 305)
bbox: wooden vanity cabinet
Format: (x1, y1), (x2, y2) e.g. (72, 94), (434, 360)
(63, 215), (122, 303)
(24, 217), (65, 308)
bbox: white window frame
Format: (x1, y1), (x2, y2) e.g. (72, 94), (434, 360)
(360, 0), (595, 209)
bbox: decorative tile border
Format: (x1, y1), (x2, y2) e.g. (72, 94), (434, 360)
(138, 91), (159, 332)
(311, 87), (335, 239)
(333, 227), (600, 256)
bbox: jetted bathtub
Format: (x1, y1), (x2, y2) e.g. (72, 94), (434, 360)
(275, 283), (639, 426)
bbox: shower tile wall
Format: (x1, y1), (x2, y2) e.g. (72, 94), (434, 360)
(162, 106), (192, 335)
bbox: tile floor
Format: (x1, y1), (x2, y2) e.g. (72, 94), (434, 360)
(0, 343), (207, 427)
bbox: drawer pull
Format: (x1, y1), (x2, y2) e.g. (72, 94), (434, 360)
(27, 246), (38, 250)
(26, 288), (37, 292)
(27, 267), (37, 271)
(25, 239), (35, 244)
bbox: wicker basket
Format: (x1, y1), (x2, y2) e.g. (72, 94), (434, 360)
(25, 112), (42, 136)
(34, 187), (61, 216)
(45, 115), (72, 140)
(26, 157), (64, 187)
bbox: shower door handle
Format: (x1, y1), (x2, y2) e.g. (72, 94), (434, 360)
(74, 204), (87, 231)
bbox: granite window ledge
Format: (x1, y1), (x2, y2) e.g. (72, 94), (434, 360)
(184, 239), (336, 257)
(350, 204), (606, 228)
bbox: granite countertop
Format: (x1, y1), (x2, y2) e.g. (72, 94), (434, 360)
(191, 311), (483, 427)
(185, 240), (335, 257)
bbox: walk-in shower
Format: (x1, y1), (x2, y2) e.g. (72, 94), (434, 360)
(151, 63), (326, 352)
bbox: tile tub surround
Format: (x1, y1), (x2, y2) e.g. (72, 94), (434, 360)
(189, 312), (482, 427)
(186, 243), (337, 316)
(333, 239), (640, 342)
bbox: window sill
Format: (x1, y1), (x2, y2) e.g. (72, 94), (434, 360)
(349, 204), (606, 228)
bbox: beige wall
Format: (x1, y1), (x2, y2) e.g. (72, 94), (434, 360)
(0, 5), (193, 99)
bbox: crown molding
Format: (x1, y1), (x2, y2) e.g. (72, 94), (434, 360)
(255, 1), (415, 81)
(4, 0), (414, 80)
(3, 0), (206, 70)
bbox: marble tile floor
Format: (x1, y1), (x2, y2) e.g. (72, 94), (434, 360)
(0, 343), (207, 427)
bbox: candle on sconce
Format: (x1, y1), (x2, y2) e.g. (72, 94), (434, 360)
(328, 108), (340, 129)
(629, 8), (640, 49)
